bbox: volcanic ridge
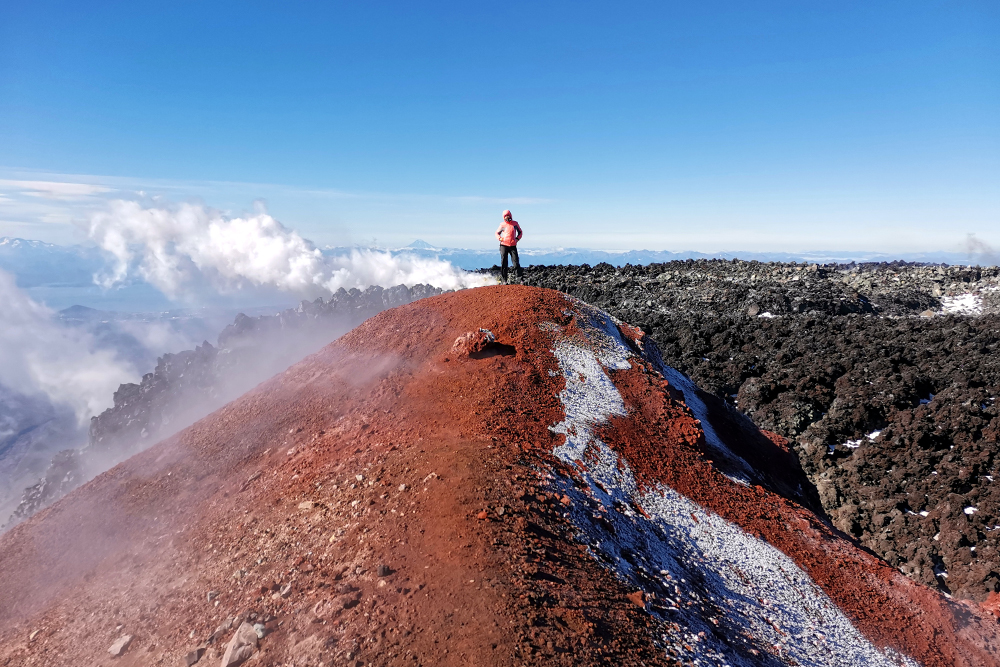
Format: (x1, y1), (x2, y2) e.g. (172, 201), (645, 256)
(518, 260), (1000, 603)
(0, 286), (998, 666)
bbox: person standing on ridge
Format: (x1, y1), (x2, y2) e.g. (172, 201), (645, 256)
(496, 209), (523, 284)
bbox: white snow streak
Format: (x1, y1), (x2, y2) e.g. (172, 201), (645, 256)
(548, 305), (630, 465)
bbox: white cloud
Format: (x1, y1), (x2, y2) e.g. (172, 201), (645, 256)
(0, 269), (136, 423)
(0, 179), (112, 201)
(86, 199), (492, 297)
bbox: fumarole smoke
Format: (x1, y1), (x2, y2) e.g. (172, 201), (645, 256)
(0, 269), (136, 424)
(964, 233), (998, 265)
(87, 200), (493, 297)
(0, 268), (140, 523)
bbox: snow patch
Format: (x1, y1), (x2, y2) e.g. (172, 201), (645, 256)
(842, 430), (882, 450)
(940, 293), (982, 316)
(548, 338), (627, 464)
(545, 299), (920, 667)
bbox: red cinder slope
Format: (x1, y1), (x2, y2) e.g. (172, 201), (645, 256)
(0, 286), (997, 667)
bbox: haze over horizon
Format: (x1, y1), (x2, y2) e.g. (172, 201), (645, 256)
(2, 1), (997, 255)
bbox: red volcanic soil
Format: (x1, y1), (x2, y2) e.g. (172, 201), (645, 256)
(0, 286), (998, 667)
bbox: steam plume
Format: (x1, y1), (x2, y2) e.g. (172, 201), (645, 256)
(0, 269), (136, 423)
(87, 200), (492, 298)
(964, 234), (998, 265)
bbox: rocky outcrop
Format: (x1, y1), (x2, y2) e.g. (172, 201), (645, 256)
(0, 387), (81, 523)
(519, 260), (1000, 602)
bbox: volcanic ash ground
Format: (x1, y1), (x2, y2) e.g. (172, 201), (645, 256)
(0, 286), (997, 667)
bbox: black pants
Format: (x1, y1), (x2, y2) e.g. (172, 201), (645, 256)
(500, 244), (522, 282)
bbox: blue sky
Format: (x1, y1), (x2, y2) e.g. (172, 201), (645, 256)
(1, 1), (997, 251)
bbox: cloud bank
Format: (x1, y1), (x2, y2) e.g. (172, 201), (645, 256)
(0, 269), (136, 423)
(87, 200), (492, 298)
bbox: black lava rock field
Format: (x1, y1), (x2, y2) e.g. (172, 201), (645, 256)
(516, 259), (1000, 602)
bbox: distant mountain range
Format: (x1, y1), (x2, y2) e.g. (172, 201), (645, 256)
(0, 237), (105, 288)
(332, 239), (995, 271)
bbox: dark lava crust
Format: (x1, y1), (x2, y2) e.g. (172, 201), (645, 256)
(516, 259), (1000, 602)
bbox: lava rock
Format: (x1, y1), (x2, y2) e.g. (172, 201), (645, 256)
(108, 634), (132, 657)
(220, 622), (258, 667)
(184, 647), (205, 666)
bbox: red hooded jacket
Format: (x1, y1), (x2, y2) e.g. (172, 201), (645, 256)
(496, 219), (523, 247)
